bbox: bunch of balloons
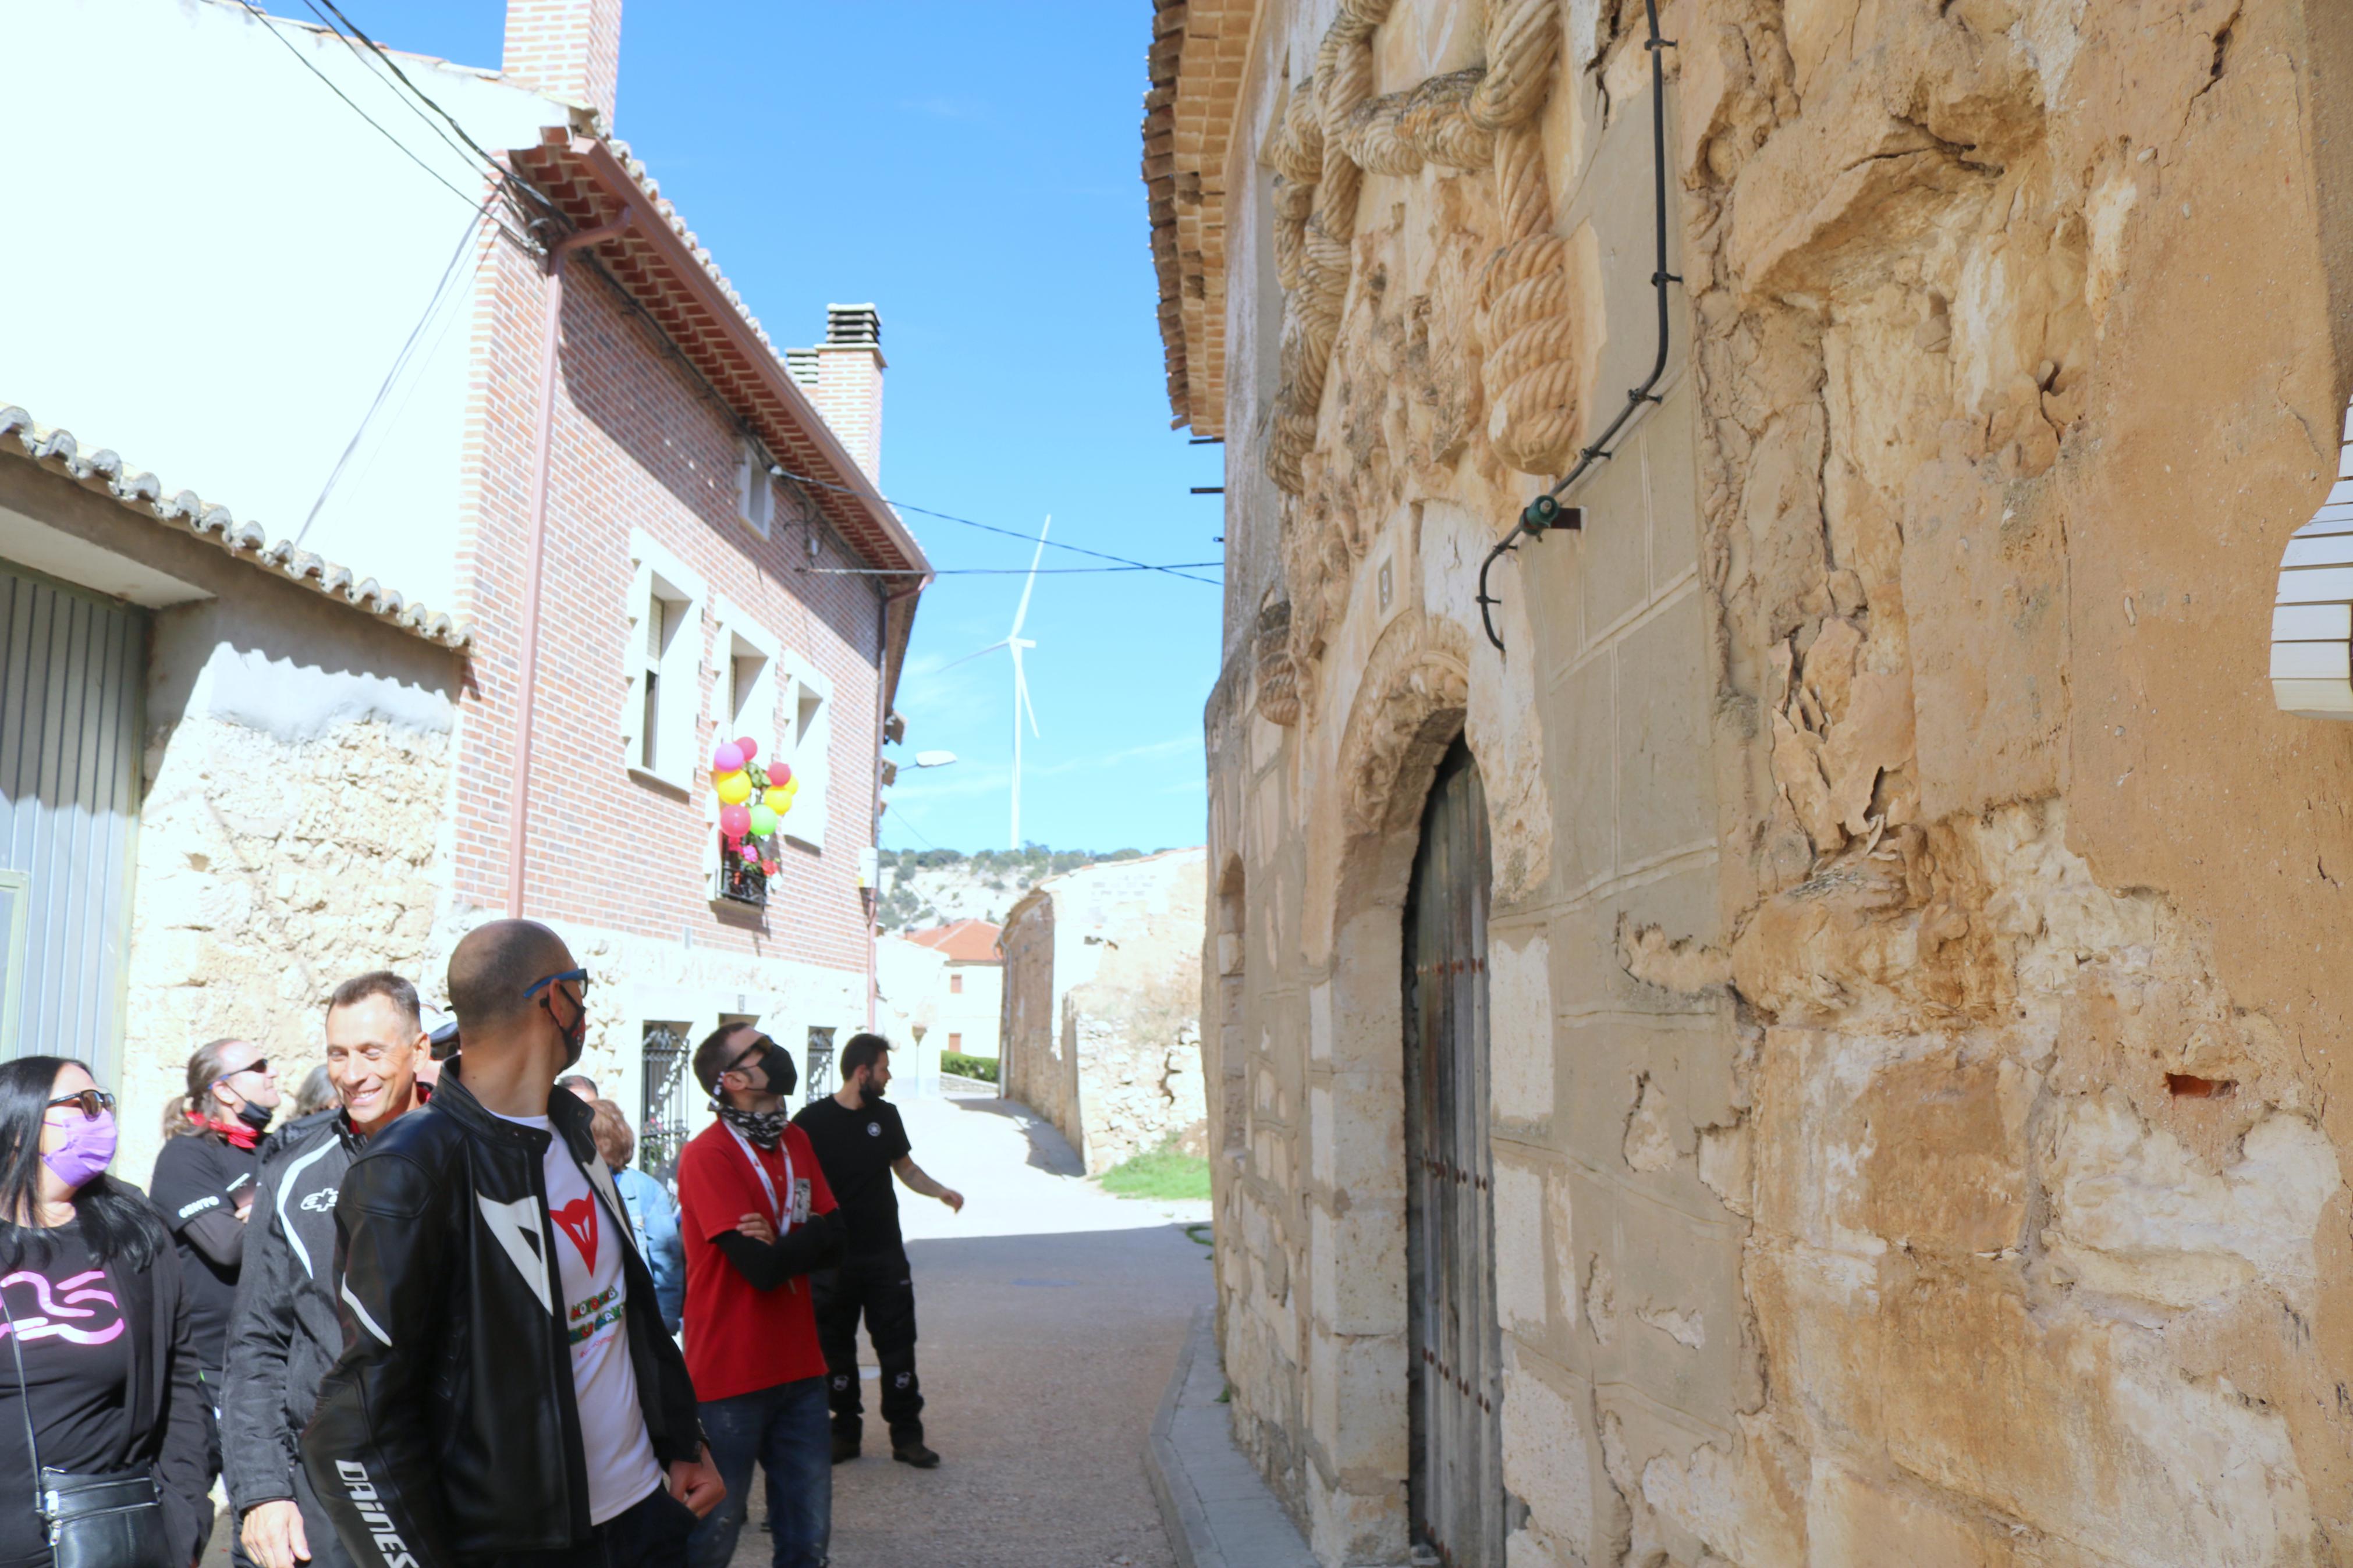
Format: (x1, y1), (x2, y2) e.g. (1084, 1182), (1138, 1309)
(711, 735), (796, 878)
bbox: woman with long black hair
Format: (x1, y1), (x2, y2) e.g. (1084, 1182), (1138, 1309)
(0, 1055), (210, 1568)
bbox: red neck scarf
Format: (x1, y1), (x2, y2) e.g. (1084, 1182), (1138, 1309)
(190, 1112), (262, 1151)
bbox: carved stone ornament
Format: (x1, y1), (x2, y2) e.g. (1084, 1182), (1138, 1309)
(1254, 599), (1301, 726)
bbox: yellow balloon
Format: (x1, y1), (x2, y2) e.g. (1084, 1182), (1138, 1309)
(714, 770), (753, 805)
(763, 787), (791, 812)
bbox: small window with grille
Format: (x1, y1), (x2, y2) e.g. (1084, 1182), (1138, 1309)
(638, 1021), (692, 1190)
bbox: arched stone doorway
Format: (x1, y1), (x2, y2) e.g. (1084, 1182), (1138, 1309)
(1403, 737), (1502, 1568)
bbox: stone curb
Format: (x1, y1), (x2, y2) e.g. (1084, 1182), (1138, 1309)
(1146, 1306), (1319, 1568)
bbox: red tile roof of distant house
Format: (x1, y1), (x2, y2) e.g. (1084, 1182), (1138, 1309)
(907, 920), (1002, 963)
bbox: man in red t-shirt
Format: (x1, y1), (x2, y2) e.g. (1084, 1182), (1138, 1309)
(676, 1025), (844, 1568)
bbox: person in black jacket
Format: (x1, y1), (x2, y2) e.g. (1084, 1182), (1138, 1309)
(0, 1055), (211, 1568)
(304, 919), (723, 1567)
(150, 1033), (281, 1562)
(224, 970), (431, 1568)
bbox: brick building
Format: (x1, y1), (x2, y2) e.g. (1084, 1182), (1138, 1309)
(0, 0), (928, 1181)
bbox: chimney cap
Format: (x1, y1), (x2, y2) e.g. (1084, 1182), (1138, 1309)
(825, 304), (882, 347)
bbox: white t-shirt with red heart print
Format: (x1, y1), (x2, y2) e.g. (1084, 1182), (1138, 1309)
(497, 1111), (664, 1526)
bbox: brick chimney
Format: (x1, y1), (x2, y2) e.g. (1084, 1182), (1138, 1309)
(503, 0), (623, 127)
(787, 304), (886, 485)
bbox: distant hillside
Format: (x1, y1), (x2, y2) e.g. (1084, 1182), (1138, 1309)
(876, 847), (1168, 933)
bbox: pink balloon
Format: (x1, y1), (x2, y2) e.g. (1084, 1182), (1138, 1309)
(712, 742), (745, 775)
(719, 803), (751, 838)
(768, 763), (793, 790)
(735, 737), (760, 762)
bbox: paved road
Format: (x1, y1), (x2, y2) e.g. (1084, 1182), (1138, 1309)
(792, 1092), (1213, 1568)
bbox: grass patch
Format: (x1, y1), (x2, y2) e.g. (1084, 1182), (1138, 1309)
(940, 1052), (998, 1083)
(1100, 1142), (1211, 1201)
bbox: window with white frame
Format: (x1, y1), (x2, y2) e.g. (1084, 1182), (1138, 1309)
(736, 436), (774, 539)
(709, 596), (782, 766)
(624, 531), (706, 790)
(777, 653), (833, 850)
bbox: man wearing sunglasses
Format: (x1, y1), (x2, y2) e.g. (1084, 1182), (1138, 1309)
(675, 1024), (844, 1568)
(306, 919), (722, 1568)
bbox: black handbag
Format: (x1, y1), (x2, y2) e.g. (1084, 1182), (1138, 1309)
(2, 1265), (173, 1568)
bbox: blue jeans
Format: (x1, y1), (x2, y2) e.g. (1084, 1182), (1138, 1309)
(688, 1376), (831, 1568)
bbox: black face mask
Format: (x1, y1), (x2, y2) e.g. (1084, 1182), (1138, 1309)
(233, 1097), (274, 1135)
(545, 990), (588, 1070)
(755, 1048), (797, 1101)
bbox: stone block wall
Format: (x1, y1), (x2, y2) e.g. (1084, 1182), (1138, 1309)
(999, 851), (1209, 1174)
(119, 708), (455, 1186)
(1182, 0), (2353, 1564)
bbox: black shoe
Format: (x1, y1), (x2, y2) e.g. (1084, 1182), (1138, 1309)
(892, 1441), (941, 1469)
(832, 1434), (861, 1465)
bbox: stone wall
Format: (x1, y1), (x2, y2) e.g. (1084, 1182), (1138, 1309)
(999, 886), (1069, 1131)
(999, 851), (1209, 1174)
(1179, 1), (2353, 1564)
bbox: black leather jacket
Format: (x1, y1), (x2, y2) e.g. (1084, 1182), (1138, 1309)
(301, 1064), (701, 1565)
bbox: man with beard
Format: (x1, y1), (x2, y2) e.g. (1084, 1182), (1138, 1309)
(676, 1026), (843, 1567)
(790, 1033), (964, 1468)
(222, 971), (428, 1568)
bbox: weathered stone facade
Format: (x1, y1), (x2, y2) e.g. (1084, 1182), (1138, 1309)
(1165, 1), (2353, 1562)
(999, 850), (1210, 1174)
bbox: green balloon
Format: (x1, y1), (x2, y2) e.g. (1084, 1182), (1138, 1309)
(747, 803), (779, 838)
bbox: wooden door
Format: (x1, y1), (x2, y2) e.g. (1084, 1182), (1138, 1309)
(1403, 738), (1502, 1567)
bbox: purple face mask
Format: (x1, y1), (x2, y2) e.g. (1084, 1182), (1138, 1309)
(42, 1110), (118, 1190)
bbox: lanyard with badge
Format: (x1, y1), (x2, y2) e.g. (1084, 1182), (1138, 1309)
(723, 1124), (812, 1231)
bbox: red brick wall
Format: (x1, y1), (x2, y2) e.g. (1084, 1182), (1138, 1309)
(452, 235), (879, 973)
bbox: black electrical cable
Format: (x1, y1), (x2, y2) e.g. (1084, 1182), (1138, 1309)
(299, 0), (562, 222)
(1476, 0), (1680, 654)
(232, 1), (535, 250)
(294, 207), (492, 547)
(775, 468), (1224, 586)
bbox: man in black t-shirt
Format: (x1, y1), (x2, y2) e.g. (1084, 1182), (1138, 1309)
(791, 1033), (963, 1469)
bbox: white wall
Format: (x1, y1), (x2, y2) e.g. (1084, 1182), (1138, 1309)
(0, 0), (566, 611)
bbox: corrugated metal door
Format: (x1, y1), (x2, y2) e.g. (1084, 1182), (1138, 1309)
(0, 563), (144, 1069)
(1404, 738), (1502, 1568)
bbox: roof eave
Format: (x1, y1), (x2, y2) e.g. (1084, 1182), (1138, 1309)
(567, 138), (932, 580)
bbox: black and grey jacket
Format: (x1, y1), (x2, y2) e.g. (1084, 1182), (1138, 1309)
(219, 1107), (359, 1513)
(301, 1064), (701, 1566)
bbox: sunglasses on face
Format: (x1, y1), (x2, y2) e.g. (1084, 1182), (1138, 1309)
(725, 1037), (778, 1079)
(524, 968), (591, 1001)
(46, 1090), (116, 1121)
(212, 1058), (269, 1086)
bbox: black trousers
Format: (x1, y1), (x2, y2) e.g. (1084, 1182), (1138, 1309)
(811, 1250), (922, 1445)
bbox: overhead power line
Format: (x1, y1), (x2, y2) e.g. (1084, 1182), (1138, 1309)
(299, 0), (560, 223)
(774, 468), (1223, 586)
(233, 0), (535, 248)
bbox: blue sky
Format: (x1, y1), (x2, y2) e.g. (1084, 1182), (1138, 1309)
(337, 0), (1223, 854)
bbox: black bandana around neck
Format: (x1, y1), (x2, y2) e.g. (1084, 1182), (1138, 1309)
(717, 1103), (790, 1150)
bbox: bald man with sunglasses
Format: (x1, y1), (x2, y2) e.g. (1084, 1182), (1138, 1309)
(305, 920), (722, 1568)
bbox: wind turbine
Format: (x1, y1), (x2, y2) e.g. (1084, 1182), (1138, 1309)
(945, 517), (1049, 849)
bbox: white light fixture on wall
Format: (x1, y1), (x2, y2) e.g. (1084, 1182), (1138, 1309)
(2273, 395), (2353, 719)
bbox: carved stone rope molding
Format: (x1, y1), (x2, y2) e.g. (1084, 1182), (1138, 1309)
(1260, 0), (1579, 497)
